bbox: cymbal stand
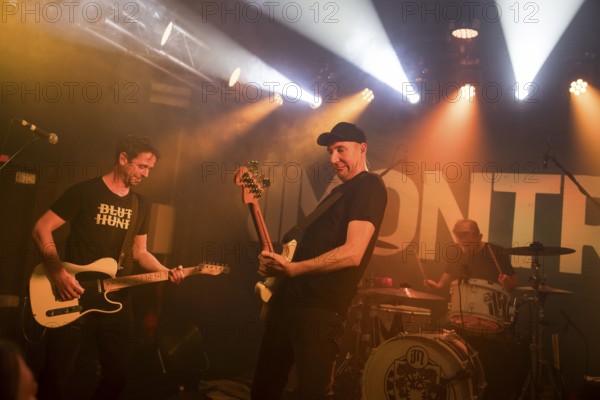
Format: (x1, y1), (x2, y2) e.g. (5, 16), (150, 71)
(520, 250), (562, 400)
(334, 292), (372, 400)
(335, 292), (373, 377)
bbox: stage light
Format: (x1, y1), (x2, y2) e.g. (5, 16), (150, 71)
(514, 86), (530, 102)
(450, 17), (480, 40)
(451, 28), (479, 40)
(407, 93), (421, 104)
(241, 1), (416, 100)
(497, 0), (585, 92)
(361, 88), (374, 103)
(228, 67), (241, 87)
(460, 84), (475, 101)
(309, 96), (322, 109)
(273, 93), (283, 106)
(569, 79), (588, 96)
(160, 21), (173, 46)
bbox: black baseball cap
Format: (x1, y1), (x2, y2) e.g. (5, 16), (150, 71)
(316, 122), (367, 146)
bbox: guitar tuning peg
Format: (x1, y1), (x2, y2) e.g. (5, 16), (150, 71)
(248, 161), (259, 173)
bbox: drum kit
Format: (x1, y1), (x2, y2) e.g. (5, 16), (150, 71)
(339, 241), (575, 400)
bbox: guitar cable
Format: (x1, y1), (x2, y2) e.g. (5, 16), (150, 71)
(20, 292), (47, 345)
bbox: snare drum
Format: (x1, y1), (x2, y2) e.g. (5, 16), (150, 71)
(448, 278), (512, 333)
(362, 330), (486, 400)
(371, 304), (432, 346)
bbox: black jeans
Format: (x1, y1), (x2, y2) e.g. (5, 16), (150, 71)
(38, 305), (135, 400)
(251, 306), (346, 400)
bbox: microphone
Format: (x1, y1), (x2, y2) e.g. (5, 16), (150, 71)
(542, 141), (550, 169)
(16, 118), (59, 144)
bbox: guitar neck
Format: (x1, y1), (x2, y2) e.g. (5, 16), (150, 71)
(103, 265), (228, 292)
(248, 203), (274, 253)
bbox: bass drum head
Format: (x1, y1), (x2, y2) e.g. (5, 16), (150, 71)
(361, 331), (486, 400)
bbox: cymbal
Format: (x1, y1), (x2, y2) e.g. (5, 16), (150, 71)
(375, 239), (398, 249)
(505, 243), (575, 256)
(515, 285), (573, 294)
(361, 287), (446, 301)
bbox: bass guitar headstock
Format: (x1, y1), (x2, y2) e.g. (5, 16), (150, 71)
(234, 161), (271, 205)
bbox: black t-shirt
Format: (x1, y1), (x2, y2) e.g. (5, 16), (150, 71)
(277, 171), (388, 315)
(444, 242), (515, 282)
(51, 178), (149, 268)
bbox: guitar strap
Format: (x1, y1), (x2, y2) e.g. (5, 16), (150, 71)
(282, 172), (368, 244)
(117, 192), (138, 276)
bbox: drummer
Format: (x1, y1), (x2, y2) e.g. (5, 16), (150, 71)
(424, 219), (517, 291)
(425, 219), (526, 400)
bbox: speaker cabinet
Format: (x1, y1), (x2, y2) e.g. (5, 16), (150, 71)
(147, 203), (175, 255)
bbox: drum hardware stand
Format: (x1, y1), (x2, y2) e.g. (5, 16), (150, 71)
(519, 245), (562, 400)
(333, 292), (372, 400)
(335, 291), (373, 376)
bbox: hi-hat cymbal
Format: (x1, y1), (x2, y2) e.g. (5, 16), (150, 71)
(515, 285), (573, 294)
(361, 287), (446, 301)
(505, 242), (575, 256)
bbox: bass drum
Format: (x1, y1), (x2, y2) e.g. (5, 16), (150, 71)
(362, 330), (486, 400)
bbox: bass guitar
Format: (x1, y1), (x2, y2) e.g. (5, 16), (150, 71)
(29, 258), (229, 328)
(234, 161), (296, 320)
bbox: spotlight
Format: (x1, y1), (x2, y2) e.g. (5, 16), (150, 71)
(228, 67), (241, 87)
(451, 28), (479, 40)
(361, 88), (374, 103)
(160, 21), (174, 46)
(407, 93), (421, 104)
(514, 85), (530, 101)
(497, 0), (585, 96)
(569, 79), (588, 96)
(273, 93), (283, 106)
(450, 19), (480, 40)
(402, 82), (421, 104)
(309, 96), (322, 109)
(460, 84), (475, 101)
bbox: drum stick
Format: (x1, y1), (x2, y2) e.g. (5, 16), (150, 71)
(486, 243), (503, 275)
(414, 246), (428, 280)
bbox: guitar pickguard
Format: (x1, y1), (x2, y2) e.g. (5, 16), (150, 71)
(75, 271), (121, 313)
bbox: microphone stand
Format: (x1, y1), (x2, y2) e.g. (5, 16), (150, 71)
(546, 153), (596, 397)
(561, 310), (591, 398)
(547, 155), (600, 212)
(0, 135), (39, 172)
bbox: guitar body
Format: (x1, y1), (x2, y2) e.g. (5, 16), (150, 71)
(29, 258), (122, 328)
(30, 259), (229, 328)
(255, 239), (297, 320)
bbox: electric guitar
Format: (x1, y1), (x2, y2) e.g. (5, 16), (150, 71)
(29, 258), (229, 328)
(234, 161), (297, 320)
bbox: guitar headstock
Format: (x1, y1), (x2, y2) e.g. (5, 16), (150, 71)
(196, 262), (230, 276)
(234, 161), (271, 205)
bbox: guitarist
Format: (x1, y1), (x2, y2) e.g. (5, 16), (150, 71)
(31, 135), (185, 400)
(251, 122), (388, 400)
